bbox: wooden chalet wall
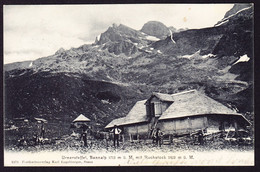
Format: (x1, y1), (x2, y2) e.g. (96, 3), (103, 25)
(157, 116), (207, 135)
(157, 114), (246, 135)
(122, 122), (151, 140)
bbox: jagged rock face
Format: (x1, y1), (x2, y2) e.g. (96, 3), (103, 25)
(103, 40), (138, 56)
(153, 27), (224, 56)
(98, 26), (124, 44)
(140, 21), (170, 39)
(213, 5), (253, 58)
(97, 24), (143, 45)
(55, 48), (66, 55)
(215, 4), (253, 27)
(94, 24), (150, 56)
(224, 3), (252, 18)
(153, 5), (253, 58)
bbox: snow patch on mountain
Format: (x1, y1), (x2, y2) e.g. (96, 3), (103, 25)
(97, 34), (101, 42)
(224, 6), (252, 20)
(101, 99), (110, 104)
(215, 6), (252, 27)
(169, 29), (176, 44)
(145, 35), (160, 41)
(215, 20), (229, 27)
(201, 53), (216, 58)
(233, 54), (250, 65)
(182, 50), (200, 59)
(138, 44), (148, 49)
(145, 50), (152, 53)
(93, 45), (99, 48)
(182, 54), (193, 59)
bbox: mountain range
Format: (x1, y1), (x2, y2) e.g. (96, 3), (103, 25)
(4, 4), (254, 129)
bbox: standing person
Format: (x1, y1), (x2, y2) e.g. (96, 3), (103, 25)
(82, 124), (87, 133)
(198, 130), (204, 145)
(111, 125), (121, 147)
(18, 136), (27, 147)
(33, 134), (39, 145)
(151, 128), (156, 143)
(40, 123), (45, 138)
(81, 128), (88, 147)
(155, 128), (163, 147)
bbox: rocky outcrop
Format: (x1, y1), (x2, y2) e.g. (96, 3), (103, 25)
(140, 21), (170, 39)
(224, 3), (252, 18)
(153, 4), (253, 59)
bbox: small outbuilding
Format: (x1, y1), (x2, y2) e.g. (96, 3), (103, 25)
(72, 114), (91, 128)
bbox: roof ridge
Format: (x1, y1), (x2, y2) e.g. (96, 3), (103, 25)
(152, 92), (170, 95)
(136, 99), (148, 102)
(171, 89), (196, 96)
(73, 114), (91, 122)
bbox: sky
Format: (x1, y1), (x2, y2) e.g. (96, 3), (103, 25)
(4, 4), (234, 64)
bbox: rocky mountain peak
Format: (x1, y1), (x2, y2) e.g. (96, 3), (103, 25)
(55, 47), (66, 55)
(224, 4), (253, 18)
(112, 23), (118, 28)
(140, 21), (170, 39)
(215, 3), (253, 27)
(96, 26), (121, 45)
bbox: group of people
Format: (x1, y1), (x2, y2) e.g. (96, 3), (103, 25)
(33, 123), (46, 145)
(18, 123), (46, 146)
(152, 128), (164, 147)
(79, 124), (165, 148)
(80, 124), (122, 148)
(110, 126), (164, 147)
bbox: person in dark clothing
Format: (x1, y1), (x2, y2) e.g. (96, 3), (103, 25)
(81, 129), (88, 147)
(151, 128), (156, 143)
(198, 130), (204, 145)
(155, 128), (163, 147)
(40, 124), (45, 138)
(111, 125), (121, 147)
(82, 124), (87, 133)
(33, 134), (39, 145)
(18, 136), (27, 147)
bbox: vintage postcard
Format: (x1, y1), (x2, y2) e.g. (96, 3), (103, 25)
(3, 4), (254, 166)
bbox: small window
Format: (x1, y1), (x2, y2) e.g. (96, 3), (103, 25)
(154, 102), (162, 116)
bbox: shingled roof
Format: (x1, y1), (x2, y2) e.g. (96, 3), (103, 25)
(105, 100), (148, 128)
(105, 90), (251, 129)
(73, 114), (91, 122)
(159, 90), (245, 120)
